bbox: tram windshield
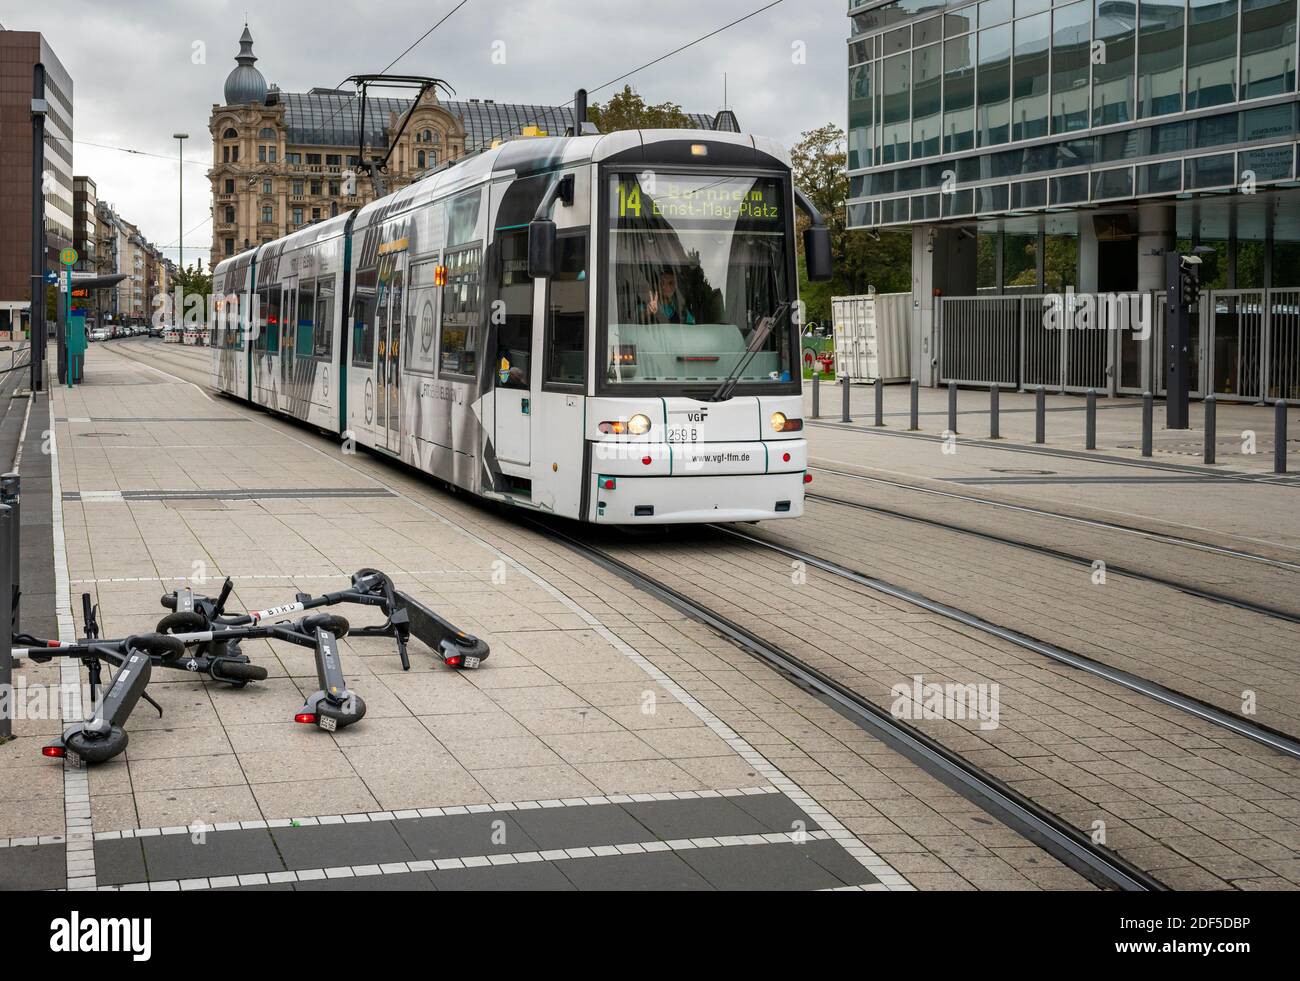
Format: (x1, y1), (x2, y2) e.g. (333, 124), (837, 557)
(605, 172), (795, 391)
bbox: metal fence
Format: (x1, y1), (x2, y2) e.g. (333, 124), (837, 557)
(939, 289), (1300, 403)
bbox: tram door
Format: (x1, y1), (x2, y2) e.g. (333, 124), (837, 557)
(493, 228), (533, 471)
(374, 253), (406, 453)
(280, 278), (296, 409)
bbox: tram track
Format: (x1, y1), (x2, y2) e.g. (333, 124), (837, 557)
(805, 491), (1300, 625)
(524, 516), (1165, 892)
(709, 523), (1300, 763)
(808, 465), (1300, 573)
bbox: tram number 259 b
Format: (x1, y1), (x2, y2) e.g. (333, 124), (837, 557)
(667, 426), (701, 443)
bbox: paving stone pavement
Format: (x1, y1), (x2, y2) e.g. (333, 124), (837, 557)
(0, 341), (1102, 892)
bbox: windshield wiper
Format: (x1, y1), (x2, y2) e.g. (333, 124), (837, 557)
(707, 301), (792, 402)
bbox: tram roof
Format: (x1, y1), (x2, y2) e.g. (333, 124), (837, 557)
(352, 129), (793, 231)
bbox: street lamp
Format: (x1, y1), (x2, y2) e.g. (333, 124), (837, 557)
(173, 133), (188, 274)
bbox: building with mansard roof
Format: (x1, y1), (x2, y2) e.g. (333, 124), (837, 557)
(209, 24), (739, 271)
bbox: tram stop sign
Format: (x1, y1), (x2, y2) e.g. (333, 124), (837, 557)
(60, 247), (78, 266)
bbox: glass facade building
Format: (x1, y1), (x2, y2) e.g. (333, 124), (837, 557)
(846, 0), (1300, 399)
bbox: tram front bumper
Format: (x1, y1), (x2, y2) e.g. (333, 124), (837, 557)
(590, 471), (806, 524)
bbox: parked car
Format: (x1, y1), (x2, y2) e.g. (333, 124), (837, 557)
(90, 328), (110, 342)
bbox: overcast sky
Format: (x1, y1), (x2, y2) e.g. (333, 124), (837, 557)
(4, 0), (847, 267)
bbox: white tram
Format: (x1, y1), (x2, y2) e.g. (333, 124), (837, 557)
(210, 128), (832, 524)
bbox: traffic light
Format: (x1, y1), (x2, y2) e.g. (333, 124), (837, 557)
(1178, 256), (1202, 310)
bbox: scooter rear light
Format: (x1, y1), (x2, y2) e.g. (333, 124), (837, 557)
(294, 712), (318, 725)
(804, 473), (813, 484)
(445, 655), (463, 667)
(43, 745), (66, 758)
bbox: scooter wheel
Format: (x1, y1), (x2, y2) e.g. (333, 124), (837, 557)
(209, 659), (268, 684)
(125, 632), (187, 663)
(156, 610), (207, 635)
(301, 613), (350, 638)
(65, 727), (129, 764)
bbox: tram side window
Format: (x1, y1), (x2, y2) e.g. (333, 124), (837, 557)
(296, 278), (315, 357)
(257, 286), (281, 353)
(546, 233), (587, 386)
(440, 245), (481, 375)
(351, 268), (378, 367)
(315, 280), (335, 358)
(495, 229), (532, 389)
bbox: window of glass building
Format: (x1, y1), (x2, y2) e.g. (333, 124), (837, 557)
(977, 24), (1012, 147)
(849, 63), (873, 168)
(976, 228), (999, 291)
(1047, 2), (1090, 134)
(912, 43), (942, 157)
(1012, 12), (1050, 140)
(943, 34), (976, 152)
(1093, 0), (1136, 126)
(979, 0), (1013, 28)
(1043, 232), (1079, 292)
(1241, 0), (1299, 99)
(1003, 230), (1039, 290)
(882, 51), (912, 163)
(1138, 0), (1185, 118)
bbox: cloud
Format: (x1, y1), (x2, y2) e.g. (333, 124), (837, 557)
(11, 0), (846, 265)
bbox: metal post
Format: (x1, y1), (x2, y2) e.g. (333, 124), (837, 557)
(0, 474), (17, 635)
(1035, 387), (1046, 444)
(841, 377), (851, 423)
(811, 372), (820, 419)
(1085, 389), (1097, 450)
(990, 385), (1000, 439)
(909, 378), (919, 431)
(1276, 400), (1288, 475)
(874, 377), (884, 427)
(1203, 395), (1216, 465)
(31, 63), (47, 393)
(1141, 391), (1153, 457)
(948, 381), (958, 433)
(0, 502), (11, 743)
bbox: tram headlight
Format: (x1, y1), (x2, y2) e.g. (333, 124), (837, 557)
(770, 412), (802, 433)
(599, 414), (652, 436)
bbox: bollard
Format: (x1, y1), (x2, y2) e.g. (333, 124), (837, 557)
(1035, 387), (1046, 444)
(0, 502), (11, 742)
(841, 377), (851, 423)
(811, 372), (820, 420)
(990, 385), (1000, 439)
(1204, 395), (1216, 465)
(1277, 400), (1289, 475)
(874, 377), (884, 427)
(1085, 389), (1097, 450)
(1141, 391), (1153, 457)
(948, 381), (958, 433)
(0, 473), (17, 634)
(909, 379), (919, 431)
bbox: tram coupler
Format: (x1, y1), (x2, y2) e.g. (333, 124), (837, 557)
(45, 645), (155, 766)
(295, 624), (365, 732)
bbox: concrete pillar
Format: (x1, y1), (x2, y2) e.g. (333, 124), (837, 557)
(1137, 203), (1175, 293)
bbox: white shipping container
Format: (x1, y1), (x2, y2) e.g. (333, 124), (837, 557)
(832, 293), (911, 382)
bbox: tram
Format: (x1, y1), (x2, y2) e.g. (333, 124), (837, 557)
(210, 128), (832, 524)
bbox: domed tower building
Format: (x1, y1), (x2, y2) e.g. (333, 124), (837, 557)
(208, 24), (740, 271)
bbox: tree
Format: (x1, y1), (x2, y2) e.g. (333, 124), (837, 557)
(587, 86), (694, 132)
(174, 262), (212, 302)
(790, 123), (910, 324)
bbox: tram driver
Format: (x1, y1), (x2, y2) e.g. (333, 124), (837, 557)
(639, 269), (697, 326)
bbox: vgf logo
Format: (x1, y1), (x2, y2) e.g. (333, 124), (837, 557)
(686, 409), (709, 422)
(49, 912), (152, 962)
